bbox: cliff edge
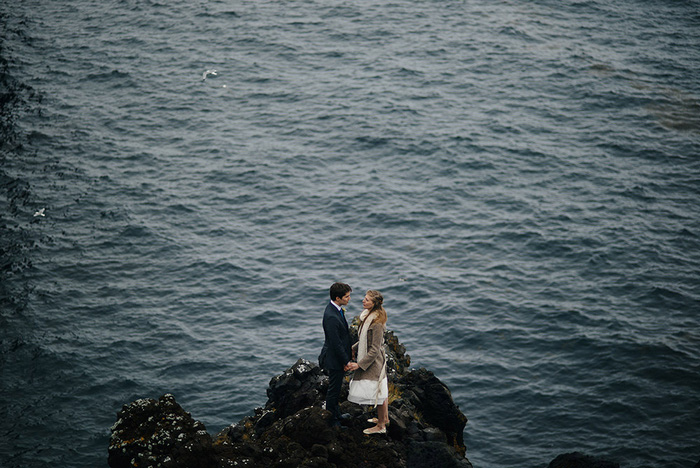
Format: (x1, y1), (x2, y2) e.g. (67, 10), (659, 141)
(107, 327), (622, 468)
(108, 328), (472, 468)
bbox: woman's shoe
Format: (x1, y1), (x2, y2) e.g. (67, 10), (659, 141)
(367, 418), (389, 426)
(363, 427), (386, 435)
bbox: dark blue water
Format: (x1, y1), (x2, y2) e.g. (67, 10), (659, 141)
(2, 0), (699, 467)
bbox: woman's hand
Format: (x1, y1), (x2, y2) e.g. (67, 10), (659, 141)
(344, 362), (360, 371)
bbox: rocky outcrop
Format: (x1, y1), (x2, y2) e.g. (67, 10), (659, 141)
(108, 328), (471, 468)
(212, 358), (471, 468)
(108, 328), (623, 468)
(108, 394), (217, 468)
(211, 324), (471, 468)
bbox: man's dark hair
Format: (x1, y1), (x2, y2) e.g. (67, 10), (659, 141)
(329, 282), (352, 301)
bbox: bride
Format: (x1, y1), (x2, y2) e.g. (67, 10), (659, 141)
(345, 290), (389, 434)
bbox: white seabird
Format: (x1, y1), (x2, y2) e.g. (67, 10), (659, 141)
(34, 208), (46, 217)
(202, 69), (218, 81)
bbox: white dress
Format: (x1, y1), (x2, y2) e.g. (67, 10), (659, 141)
(348, 310), (388, 406)
(348, 376), (388, 405)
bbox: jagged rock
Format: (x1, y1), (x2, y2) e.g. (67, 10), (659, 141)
(213, 356), (471, 467)
(405, 440), (473, 468)
(548, 452), (620, 468)
(265, 358), (327, 420)
(109, 329), (472, 468)
(108, 394), (217, 468)
(394, 368), (468, 455)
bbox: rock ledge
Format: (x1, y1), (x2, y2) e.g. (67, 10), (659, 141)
(109, 328), (471, 468)
(108, 328), (623, 468)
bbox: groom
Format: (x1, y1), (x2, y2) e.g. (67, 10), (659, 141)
(318, 282), (353, 427)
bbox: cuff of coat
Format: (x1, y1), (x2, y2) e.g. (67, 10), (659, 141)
(357, 357), (372, 370)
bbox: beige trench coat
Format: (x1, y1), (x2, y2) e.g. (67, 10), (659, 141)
(351, 321), (386, 381)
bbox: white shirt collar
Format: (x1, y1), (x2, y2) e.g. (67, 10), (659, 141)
(330, 300), (342, 311)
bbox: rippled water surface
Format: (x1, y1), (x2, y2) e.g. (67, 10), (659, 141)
(1, 0), (699, 467)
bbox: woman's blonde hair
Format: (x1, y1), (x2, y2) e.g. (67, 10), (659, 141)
(364, 289), (387, 325)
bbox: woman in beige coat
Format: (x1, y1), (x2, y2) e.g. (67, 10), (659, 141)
(345, 290), (389, 434)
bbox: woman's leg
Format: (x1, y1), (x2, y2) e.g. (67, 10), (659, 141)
(378, 399), (389, 428)
(364, 399), (389, 433)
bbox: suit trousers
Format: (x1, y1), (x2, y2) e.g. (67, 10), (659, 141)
(326, 369), (344, 422)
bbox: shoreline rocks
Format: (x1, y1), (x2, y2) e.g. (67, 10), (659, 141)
(108, 394), (216, 468)
(108, 327), (471, 468)
(211, 358), (471, 468)
(108, 328), (621, 468)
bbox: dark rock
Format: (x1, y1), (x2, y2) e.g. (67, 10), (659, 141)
(300, 456), (334, 468)
(108, 393), (217, 468)
(310, 443), (328, 459)
(269, 406), (336, 449)
(265, 358), (326, 420)
(422, 427), (447, 443)
(384, 329), (411, 378)
(394, 368), (468, 456)
(108, 329), (472, 468)
(386, 406), (409, 440)
(407, 420), (424, 440)
(406, 440), (474, 468)
(548, 452), (620, 468)
(211, 354), (470, 467)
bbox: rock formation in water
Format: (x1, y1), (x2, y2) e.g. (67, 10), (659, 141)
(108, 327), (622, 468)
(108, 394), (217, 468)
(108, 328), (472, 468)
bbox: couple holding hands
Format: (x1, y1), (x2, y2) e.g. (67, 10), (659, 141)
(318, 282), (389, 435)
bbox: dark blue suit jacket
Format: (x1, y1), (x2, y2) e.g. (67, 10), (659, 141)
(319, 301), (351, 371)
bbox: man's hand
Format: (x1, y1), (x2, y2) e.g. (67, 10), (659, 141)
(344, 362), (360, 372)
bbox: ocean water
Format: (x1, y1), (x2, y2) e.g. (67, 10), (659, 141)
(1, 0), (699, 467)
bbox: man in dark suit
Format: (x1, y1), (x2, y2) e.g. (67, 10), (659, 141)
(318, 282), (353, 427)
